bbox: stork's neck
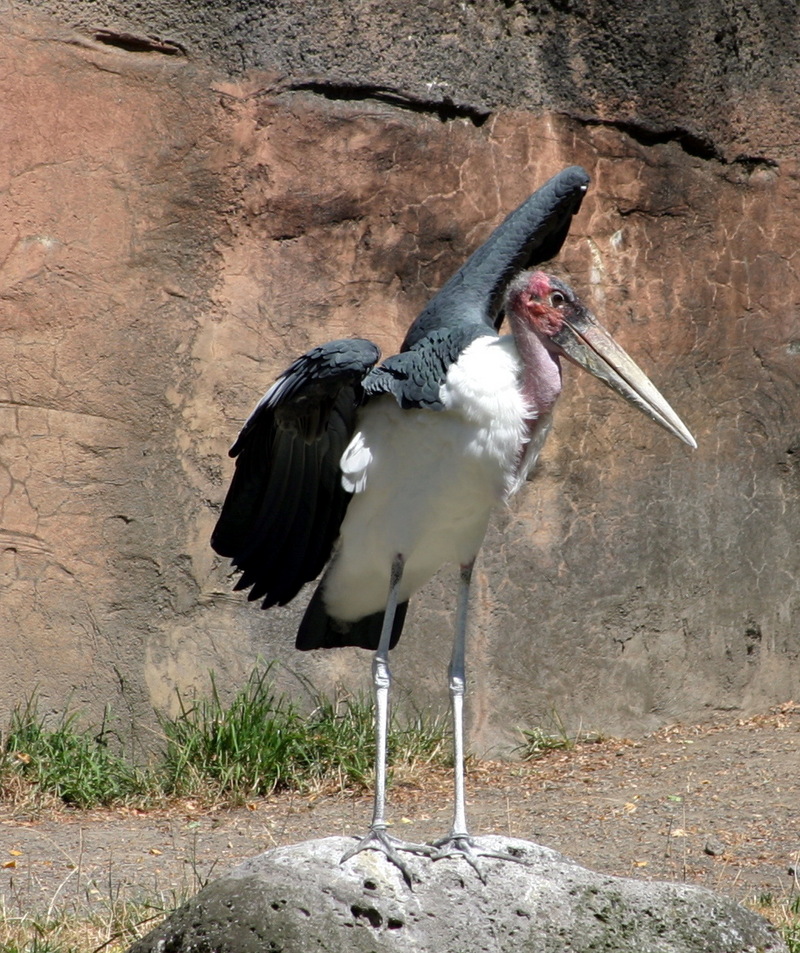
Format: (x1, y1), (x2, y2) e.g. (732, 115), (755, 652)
(508, 317), (563, 419)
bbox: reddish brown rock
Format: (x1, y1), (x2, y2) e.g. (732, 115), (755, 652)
(0, 6), (798, 750)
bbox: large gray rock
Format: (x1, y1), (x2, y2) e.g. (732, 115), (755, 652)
(128, 837), (786, 953)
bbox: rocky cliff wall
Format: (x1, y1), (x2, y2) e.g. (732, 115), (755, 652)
(1, 1), (798, 748)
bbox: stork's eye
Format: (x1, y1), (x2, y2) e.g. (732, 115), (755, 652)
(550, 291), (566, 307)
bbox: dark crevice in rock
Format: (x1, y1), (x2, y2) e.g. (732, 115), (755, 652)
(617, 206), (688, 219)
(285, 79), (492, 126)
(609, 121), (720, 160)
(93, 29), (186, 55)
(574, 114), (778, 169)
(731, 154), (781, 172)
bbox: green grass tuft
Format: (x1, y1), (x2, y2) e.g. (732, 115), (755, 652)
(515, 709), (604, 761)
(0, 892), (186, 953)
(516, 724), (573, 760)
(783, 892), (800, 953)
(158, 670), (447, 801)
(294, 687), (447, 792)
(750, 889), (800, 953)
(159, 668), (306, 800)
(0, 669), (448, 809)
(1, 696), (150, 808)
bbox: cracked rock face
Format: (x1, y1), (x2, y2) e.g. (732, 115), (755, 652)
(1, 4), (799, 746)
(127, 837), (787, 953)
(12, 0), (800, 164)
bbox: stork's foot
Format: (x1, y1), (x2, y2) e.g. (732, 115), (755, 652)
(340, 827), (435, 884)
(430, 834), (531, 883)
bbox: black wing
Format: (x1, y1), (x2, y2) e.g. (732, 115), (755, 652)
(364, 166), (590, 409)
(211, 338), (381, 609)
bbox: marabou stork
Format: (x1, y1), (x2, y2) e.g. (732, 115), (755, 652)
(211, 167), (695, 879)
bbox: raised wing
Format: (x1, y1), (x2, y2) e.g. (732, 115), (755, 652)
(211, 338), (381, 608)
(364, 166), (590, 409)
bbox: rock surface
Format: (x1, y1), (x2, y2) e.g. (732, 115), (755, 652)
(127, 836), (787, 953)
(1, 3), (799, 746)
(11, 0), (800, 164)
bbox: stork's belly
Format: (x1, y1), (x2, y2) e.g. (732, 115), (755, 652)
(323, 337), (528, 622)
(324, 411), (503, 620)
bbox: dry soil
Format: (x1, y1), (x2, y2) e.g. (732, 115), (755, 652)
(1, 705), (797, 924)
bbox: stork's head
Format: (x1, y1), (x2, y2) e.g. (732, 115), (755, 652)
(506, 271), (696, 448)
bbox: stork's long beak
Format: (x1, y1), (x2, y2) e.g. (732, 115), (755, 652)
(552, 310), (697, 448)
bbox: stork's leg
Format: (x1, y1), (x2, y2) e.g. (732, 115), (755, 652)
(448, 560), (472, 839)
(369, 551), (401, 833)
(431, 560), (530, 881)
(341, 554), (432, 881)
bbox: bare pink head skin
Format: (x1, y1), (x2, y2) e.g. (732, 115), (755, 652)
(505, 269), (698, 449)
(504, 270), (581, 417)
(506, 270), (577, 341)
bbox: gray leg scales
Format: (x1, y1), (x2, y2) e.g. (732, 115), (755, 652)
(339, 554), (434, 883)
(429, 561), (532, 882)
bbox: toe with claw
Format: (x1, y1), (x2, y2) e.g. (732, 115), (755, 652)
(340, 826), (435, 884)
(431, 834), (531, 883)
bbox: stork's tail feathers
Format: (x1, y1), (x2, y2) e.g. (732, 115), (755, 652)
(296, 581), (408, 651)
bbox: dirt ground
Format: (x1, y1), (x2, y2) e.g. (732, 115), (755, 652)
(1, 704), (798, 924)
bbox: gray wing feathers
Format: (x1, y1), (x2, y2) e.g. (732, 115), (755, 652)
(363, 323), (489, 410)
(210, 339), (380, 608)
